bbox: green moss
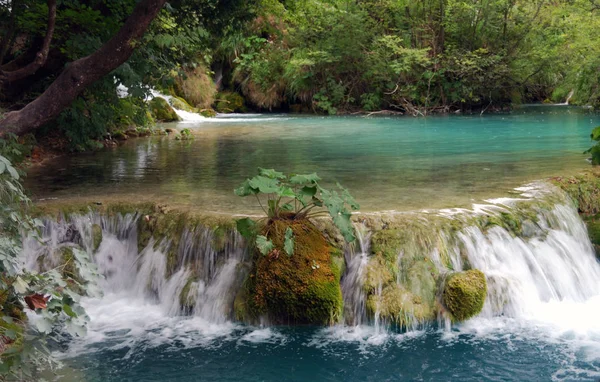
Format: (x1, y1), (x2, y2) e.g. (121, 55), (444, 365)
(584, 215), (600, 258)
(169, 96), (196, 112)
(551, 171), (600, 215)
(242, 219), (344, 325)
(149, 97), (180, 122)
(366, 284), (435, 327)
(371, 229), (404, 263)
(179, 278), (198, 314)
(442, 269), (487, 322)
(215, 92), (246, 113)
(91, 224), (102, 252)
(200, 108), (217, 117)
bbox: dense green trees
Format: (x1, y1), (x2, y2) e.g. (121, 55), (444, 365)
(0, 0), (600, 146)
(227, 0), (600, 114)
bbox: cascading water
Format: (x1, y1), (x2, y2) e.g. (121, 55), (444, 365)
(146, 90), (209, 123)
(21, 184), (600, 381)
(341, 222), (371, 326)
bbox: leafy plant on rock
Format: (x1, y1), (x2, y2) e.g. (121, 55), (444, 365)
(234, 168), (359, 255)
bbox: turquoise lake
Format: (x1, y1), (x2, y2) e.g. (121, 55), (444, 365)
(27, 105), (599, 212)
(25, 106), (600, 381)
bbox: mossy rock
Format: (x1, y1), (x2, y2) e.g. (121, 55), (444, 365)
(92, 224), (102, 252)
(179, 277), (198, 314)
(169, 96), (196, 112)
(442, 269), (487, 322)
(366, 284), (435, 327)
(149, 97), (180, 122)
(215, 92), (246, 113)
(242, 219), (343, 325)
(371, 229), (404, 263)
(200, 108), (217, 118)
(551, 171), (600, 215)
(584, 215), (600, 258)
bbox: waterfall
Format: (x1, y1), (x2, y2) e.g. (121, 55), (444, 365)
(22, 184), (600, 341)
(23, 213), (247, 324)
(341, 222), (371, 326)
(147, 90), (208, 122)
(342, 186), (600, 332)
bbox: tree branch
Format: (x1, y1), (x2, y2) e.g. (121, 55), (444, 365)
(0, 0), (167, 137)
(0, 0), (56, 83)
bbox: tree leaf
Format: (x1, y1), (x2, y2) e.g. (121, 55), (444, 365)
(24, 294), (49, 310)
(256, 235), (274, 255)
(284, 227), (294, 256)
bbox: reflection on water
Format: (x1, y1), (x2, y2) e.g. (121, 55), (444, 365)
(27, 108), (599, 212)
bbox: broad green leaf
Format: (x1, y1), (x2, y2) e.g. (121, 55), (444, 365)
(35, 317), (53, 334)
(284, 227), (294, 256)
(234, 179), (257, 197)
(63, 303), (77, 318)
(4, 329), (17, 340)
(276, 186), (296, 198)
(289, 173), (321, 185)
(13, 276), (28, 294)
(298, 186), (317, 200)
(236, 218), (257, 239)
(333, 212), (356, 242)
(256, 235), (274, 255)
(248, 175), (280, 193)
(0, 161), (5, 175)
(258, 168), (286, 179)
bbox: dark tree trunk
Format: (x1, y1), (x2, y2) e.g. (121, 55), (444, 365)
(0, 0), (57, 83)
(0, 0), (167, 137)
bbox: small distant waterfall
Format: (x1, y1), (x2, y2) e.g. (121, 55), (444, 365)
(147, 90), (208, 122)
(562, 90), (574, 106)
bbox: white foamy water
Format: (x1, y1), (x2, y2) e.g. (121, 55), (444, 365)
(20, 186), (600, 380)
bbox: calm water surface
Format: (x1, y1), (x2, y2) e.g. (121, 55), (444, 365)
(27, 106), (598, 212)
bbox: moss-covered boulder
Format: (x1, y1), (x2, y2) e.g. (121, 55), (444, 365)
(149, 97), (180, 122)
(200, 108), (217, 118)
(442, 269), (487, 322)
(237, 219), (343, 325)
(367, 284), (435, 327)
(215, 92), (246, 113)
(169, 96), (196, 112)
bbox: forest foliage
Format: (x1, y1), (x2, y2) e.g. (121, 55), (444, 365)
(0, 0), (600, 147)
